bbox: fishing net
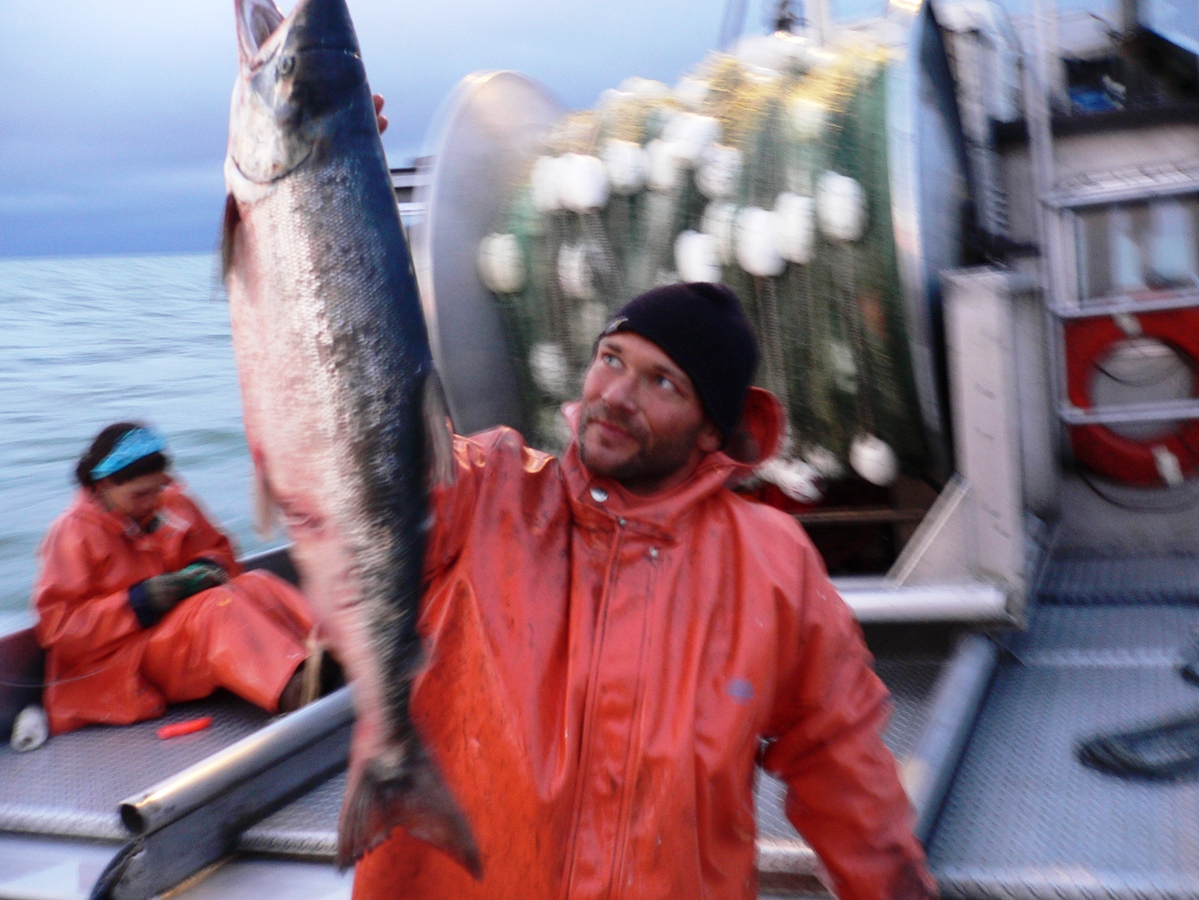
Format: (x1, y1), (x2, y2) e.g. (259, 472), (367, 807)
(476, 33), (929, 501)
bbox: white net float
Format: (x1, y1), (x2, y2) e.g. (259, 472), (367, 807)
(817, 171), (867, 242)
(530, 155), (564, 213)
(774, 192), (815, 264)
(697, 144), (743, 200)
(558, 153), (610, 213)
(477, 232), (527, 295)
(701, 202), (738, 265)
(601, 139), (648, 196)
(735, 207), (785, 278)
(674, 230), (722, 284)
(849, 433), (899, 486)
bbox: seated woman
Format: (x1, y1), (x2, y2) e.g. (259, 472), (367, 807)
(33, 422), (320, 735)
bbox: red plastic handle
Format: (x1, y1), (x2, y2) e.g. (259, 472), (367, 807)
(156, 716), (213, 740)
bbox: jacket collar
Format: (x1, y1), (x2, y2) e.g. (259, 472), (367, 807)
(73, 488), (140, 537)
(71, 483), (185, 540)
(558, 387), (783, 538)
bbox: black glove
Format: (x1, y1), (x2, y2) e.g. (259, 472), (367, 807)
(141, 560), (229, 616)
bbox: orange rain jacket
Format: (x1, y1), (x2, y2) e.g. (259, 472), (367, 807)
(354, 396), (935, 900)
(33, 484), (314, 735)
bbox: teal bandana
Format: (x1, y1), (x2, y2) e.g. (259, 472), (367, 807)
(90, 427), (167, 481)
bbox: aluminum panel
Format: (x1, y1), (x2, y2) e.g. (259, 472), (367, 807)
(928, 604), (1199, 899)
(0, 695), (270, 841)
(240, 771), (344, 858)
(1040, 555), (1199, 606)
(756, 657), (943, 840)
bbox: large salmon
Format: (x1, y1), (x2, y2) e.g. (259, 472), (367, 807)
(220, 0), (480, 876)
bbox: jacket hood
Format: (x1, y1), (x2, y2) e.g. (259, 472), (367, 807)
(559, 386), (784, 531)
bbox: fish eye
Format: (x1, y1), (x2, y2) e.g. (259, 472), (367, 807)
(278, 55), (295, 76)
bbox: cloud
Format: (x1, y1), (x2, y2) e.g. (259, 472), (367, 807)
(0, 0), (727, 258)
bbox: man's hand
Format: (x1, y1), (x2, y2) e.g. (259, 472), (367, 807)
(373, 94), (388, 135)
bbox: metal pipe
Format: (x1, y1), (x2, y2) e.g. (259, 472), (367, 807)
(900, 632), (1000, 843)
(120, 687), (353, 835)
(794, 507), (930, 525)
(1061, 398), (1199, 426)
(837, 583), (1011, 623)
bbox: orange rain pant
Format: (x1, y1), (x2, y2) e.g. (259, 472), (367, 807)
(33, 485), (313, 735)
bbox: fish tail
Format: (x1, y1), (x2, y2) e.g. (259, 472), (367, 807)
(337, 745), (482, 879)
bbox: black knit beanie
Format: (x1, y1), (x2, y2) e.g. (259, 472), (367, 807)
(600, 282), (759, 442)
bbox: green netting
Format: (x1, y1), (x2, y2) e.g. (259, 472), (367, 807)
(482, 39), (928, 488)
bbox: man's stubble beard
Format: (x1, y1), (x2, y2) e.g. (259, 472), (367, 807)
(577, 401), (706, 487)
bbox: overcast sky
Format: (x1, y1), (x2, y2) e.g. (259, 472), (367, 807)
(0, 0), (745, 259)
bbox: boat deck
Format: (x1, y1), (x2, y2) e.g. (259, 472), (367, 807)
(0, 624), (953, 899)
(18, 555), (1199, 899)
(928, 555), (1199, 900)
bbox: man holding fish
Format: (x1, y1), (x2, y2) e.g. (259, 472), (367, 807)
(222, 1), (937, 898)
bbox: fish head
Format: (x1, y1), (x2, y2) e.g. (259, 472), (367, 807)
(226, 0), (372, 193)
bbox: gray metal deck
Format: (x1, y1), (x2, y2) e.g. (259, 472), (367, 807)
(758, 655), (945, 842)
(0, 647), (947, 898)
(0, 693), (358, 857)
(928, 556), (1199, 900)
(0, 694), (272, 842)
(0, 656), (943, 854)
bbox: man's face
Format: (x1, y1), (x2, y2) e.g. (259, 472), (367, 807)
(577, 333), (721, 495)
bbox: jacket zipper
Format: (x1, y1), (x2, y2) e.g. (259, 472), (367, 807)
(607, 544), (658, 900)
(561, 517), (625, 900)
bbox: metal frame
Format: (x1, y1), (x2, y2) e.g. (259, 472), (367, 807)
(91, 689), (352, 900)
(0, 627), (42, 743)
(1047, 181), (1199, 319)
(828, 267), (1030, 623)
(901, 633), (999, 843)
(1061, 398), (1199, 425)
(1052, 288), (1199, 318)
(1046, 169), (1199, 209)
(756, 628), (1002, 884)
(885, 0), (974, 483)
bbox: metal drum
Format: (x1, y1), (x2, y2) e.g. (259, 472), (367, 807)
(415, 2), (970, 475)
(412, 71), (565, 437)
(884, 0), (974, 479)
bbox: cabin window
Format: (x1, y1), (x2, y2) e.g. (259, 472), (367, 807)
(1075, 196), (1199, 302)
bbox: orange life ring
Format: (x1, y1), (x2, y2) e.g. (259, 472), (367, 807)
(1065, 309), (1199, 486)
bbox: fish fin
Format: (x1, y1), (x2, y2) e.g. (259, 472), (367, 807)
(252, 463), (279, 538)
(338, 746), (482, 879)
(221, 193), (240, 282)
(423, 369), (456, 487)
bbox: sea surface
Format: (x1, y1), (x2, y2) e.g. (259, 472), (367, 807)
(0, 252), (278, 615)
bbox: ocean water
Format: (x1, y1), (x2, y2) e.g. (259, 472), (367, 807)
(0, 252), (279, 615)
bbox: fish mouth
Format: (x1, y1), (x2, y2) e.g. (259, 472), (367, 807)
(236, 0), (285, 67)
(237, 0), (358, 69)
(230, 147), (313, 187)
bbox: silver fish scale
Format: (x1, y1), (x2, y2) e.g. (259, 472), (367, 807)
(229, 154), (427, 746)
